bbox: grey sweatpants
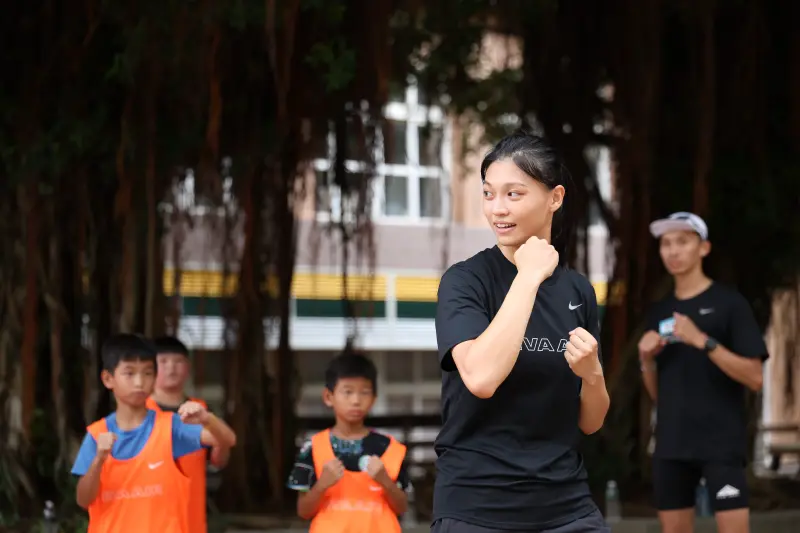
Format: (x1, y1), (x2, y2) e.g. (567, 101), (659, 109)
(431, 509), (611, 533)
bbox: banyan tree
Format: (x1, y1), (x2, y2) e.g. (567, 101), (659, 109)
(0, 0), (798, 525)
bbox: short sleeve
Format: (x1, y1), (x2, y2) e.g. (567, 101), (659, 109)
(728, 294), (768, 360)
(396, 460), (411, 490)
(286, 439), (316, 491)
(71, 433), (98, 476)
(435, 267), (491, 371)
(171, 414), (204, 459)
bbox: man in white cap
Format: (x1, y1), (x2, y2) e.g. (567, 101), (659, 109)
(638, 212), (768, 533)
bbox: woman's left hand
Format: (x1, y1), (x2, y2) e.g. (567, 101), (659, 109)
(564, 327), (603, 385)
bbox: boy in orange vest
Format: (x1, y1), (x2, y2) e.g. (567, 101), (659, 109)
(71, 334), (237, 533)
(147, 336), (231, 533)
(287, 352), (410, 533)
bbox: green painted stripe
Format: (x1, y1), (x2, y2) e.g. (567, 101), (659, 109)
(397, 301), (437, 319)
(295, 299), (386, 318)
(181, 297), (233, 317)
(181, 297), (605, 324)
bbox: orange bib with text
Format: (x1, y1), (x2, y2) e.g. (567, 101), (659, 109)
(146, 396), (209, 533)
(87, 411), (190, 533)
(310, 429), (406, 533)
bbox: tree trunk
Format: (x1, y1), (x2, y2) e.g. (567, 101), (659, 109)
(20, 181), (40, 439)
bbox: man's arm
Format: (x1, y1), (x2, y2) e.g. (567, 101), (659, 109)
(641, 361), (658, 401)
(297, 483), (327, 519)
(705, 343), (763, 391)
(72, 432), (114, 509)
(674, 306), (765, 392)
(378, 477), (408, 515)
(76, 457), (106, 509)
(200, 413), (237, 449)
(210, 446), (230, 467)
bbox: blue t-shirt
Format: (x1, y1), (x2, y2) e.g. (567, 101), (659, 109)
(71, 410), (203, 476)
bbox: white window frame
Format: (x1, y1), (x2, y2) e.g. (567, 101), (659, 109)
(314, 79), (452, 226)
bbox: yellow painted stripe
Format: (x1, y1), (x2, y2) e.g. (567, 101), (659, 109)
(163, 270), (385, 300)
(163, 270), (239, 297)
(592, 281), (607, 306)
(395, 277), (607, 305)
(162, 269), (606, 305)
(395, 277), (440, 302)
(292, 273), (386, 300)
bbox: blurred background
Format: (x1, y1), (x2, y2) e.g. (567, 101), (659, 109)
(1, 0), (799, 531)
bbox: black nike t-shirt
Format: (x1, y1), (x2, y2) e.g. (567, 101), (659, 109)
(645, 282), (768, 463)
(433, 246), (601, 531)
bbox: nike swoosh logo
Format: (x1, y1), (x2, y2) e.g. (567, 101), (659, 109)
(148, 461), (164, 470)
(568, 302), (582, 311)
(369, 486), (382, 492)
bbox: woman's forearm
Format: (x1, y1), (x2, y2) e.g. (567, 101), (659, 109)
(579, 376), (610, 434)
(454, 275), (541, 398)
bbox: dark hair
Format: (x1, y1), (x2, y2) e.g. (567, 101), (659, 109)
(102, 333), (158, 372)
(324, 352), (378, 394)
(152, 335), (190, 357)
(480, 131), (574, 264)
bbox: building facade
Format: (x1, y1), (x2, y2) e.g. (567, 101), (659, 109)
(162, 75), (613, 462)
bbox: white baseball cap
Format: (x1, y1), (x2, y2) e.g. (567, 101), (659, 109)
(649, 212), (709, 241)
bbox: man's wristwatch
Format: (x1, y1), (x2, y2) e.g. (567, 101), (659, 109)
(703, 337), (719, 353)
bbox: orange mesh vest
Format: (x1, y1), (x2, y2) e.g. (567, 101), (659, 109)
(87, 411), (190, 533)
(146, 396), (209, 533)
(310, 429), (406, 533)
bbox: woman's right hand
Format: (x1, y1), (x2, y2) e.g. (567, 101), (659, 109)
(514, 236), (559, 285)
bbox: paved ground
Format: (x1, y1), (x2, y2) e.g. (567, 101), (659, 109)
(225, 510), (800, 533)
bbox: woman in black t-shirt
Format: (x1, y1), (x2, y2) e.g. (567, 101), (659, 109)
(432, 132), (610, 532)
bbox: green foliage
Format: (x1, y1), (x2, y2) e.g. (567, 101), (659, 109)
(306, 37), (357, 93)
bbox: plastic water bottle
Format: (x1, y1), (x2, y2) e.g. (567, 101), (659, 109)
(42, 500), (58, 533)
(695, 478), (712, 517)
(402, 482), (418, 527)
(605, 480), (621, 523)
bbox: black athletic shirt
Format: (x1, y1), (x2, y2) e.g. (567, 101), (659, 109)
(645, 282), (768, 463)
(433, 246), (601, 531)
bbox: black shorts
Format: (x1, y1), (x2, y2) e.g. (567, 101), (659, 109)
(431, 509), (610, 533)
(652, 458), (749, 512)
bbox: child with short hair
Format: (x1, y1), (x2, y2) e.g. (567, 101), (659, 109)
(147, 335), (231, 533)
(287, 353), (410, 533)
(71, 334), (237, 533)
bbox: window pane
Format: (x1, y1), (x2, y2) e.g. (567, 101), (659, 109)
(419, 125), (443, 167)
(386, 394), (414, 414)
(342, 171), (369, 217)
(419, 176), (442, 218)
(420, 352), (441, 381)
(297, 351), (335, 385)
(383, 176), (408, 216)
(315, 171), (332, 213)
(385, 353), (414, 383)
(383, 121), (407, 164)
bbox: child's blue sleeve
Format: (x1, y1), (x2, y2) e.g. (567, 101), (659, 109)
(71, 433), (98, 476)
(171, 413), (204, 459)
